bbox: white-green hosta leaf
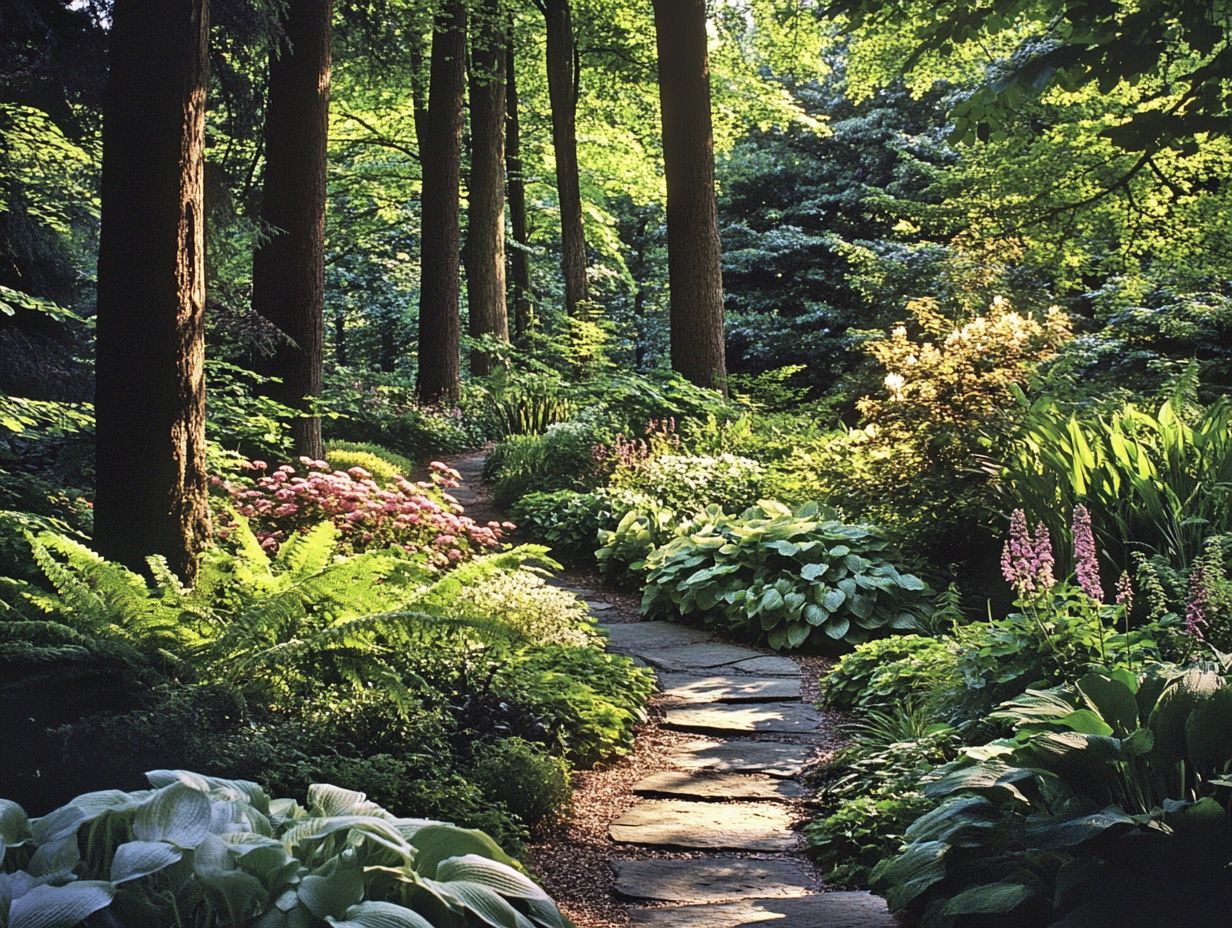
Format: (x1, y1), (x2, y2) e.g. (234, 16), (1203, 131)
(326, 901), (436, 928)
(410, 825), (517, 875)
(939, 880), (1036, 916)
(8, 880), (115, 928)
(298, 869), (366, 919)
(307, 784), (380, 818)
(0, 800), (31, 853)
(434, 855), (549, 900)
(425, 880), (529, 928)
(133, 782), (212, 848)
(110, 840), (183, 883)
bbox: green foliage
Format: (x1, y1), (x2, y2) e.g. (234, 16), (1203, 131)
(325, 440), (416, 485)
(205, 361), (298, 465)
(610, 452), (766, 517)
(807, 707), (960, 887)
(484, 421), (604, 507)
(1003, 388), (1232, 569)
(822, 635), (957, 712)
(321, 371), (483, 458)
(594, 497), (676, 588)
(468, 738), (573, 832)
(488, 374), (574, 437)
(569, 372), (732, 434)
(0, 769), (571, 927)
(873, 666), (1232, 928)
(642, 501), (931, 649)
(510, 491), (611, 565)
(492, 647), (656, 767)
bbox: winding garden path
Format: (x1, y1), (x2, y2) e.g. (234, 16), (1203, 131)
(446, 452), (897, 927)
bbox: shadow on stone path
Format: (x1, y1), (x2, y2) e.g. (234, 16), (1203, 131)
(442, 451), (897, 927)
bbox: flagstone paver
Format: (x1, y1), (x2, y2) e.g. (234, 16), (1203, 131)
(609, 799), (798, 851)
(635, 641), (774, 671)
(662, 737), (817, 778)
(629, 893), (896, 928)
(632, 770), (806, 801)
(663, 701), (823, 736)
(657, 672), (801, 704)
(612, 857), (818, 904)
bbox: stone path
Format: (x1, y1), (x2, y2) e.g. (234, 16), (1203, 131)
(597, 593), (896, 927)
(446, 451), (895, 927)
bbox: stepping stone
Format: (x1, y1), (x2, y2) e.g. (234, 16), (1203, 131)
(664, 738), (816, 778)
(586, 600), (613, 612)
(628, 892), (897, 928)
(633, 770), (805, 802)
(609, 799), (796, 851)
(728, 656), (801, 676)
(659, 672), (800, 704)
(636, 642), (770, 672)
(664, 702), (821, 736)
(612, 857), (817, 904)
(604, 622), (716, 655)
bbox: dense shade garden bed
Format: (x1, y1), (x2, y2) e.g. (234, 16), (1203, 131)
(3, 0), (1231, 926)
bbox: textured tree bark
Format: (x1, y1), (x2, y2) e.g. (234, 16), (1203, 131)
(416, 1), (466, 404)
(543, 0), (587, 315)
(252, 0), (331, 459)
(466, 0), (509, 376)
(505, 31), (533, 342)
(94, 0), (211, 581)
(652, 0), (727, 393)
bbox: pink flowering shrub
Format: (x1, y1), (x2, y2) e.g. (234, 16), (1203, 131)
(214, 457), (507, 566)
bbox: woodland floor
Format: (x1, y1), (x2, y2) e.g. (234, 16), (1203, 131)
(446, 452), (898, 928)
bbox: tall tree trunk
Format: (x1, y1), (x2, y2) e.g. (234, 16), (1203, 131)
(416, 1), (466, 405)
(543, 0), (586, 315)
(252, 0), (332, 459)
(94, 0), (211, 581)
(652, 0), (727, 393)
(466, 0), (509, 375)
(505, 30), (533, 342)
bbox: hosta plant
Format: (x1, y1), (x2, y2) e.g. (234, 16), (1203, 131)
(594, 495), (676, 588)
(0, 769), (572, 928)
(510, 491), (611, 565)
(641, 501), (930, 648)
(872, 664), (1232, 928)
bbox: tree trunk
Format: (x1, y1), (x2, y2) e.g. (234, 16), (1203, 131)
(94, 0), (211, 581)
(506, 30), (533, 342)
(252, 0), (331, 459)
(466, 0), (509, 376)
(416, 0), (466, 405)
(652, 0), (727, 393)
(543, 0), (587, 315)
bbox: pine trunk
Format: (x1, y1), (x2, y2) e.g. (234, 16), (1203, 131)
(416, 1), (466, 405)
(543, 0), (587, 315)
(467, 0), (509, 376)
(506, 32), (533, 342)
(653, 0), (727, 393)
(252, 0), (332, 459)
(94, 0), (211, 581)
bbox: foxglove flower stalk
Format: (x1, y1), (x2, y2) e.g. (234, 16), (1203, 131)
(1185, 566), (1209, 639)
(1001, 509), (1055, 597)
(1115, 571), (1133, 614)
(1072, 505), (1103, 602)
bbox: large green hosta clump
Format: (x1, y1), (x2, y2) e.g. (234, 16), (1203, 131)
(640, 500), (930, 648)
(0, 770), (572, 928)
(873, 664), (1232, 928)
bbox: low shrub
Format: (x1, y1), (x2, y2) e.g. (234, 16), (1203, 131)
(511, 490), (611, 563)
(642, 500), (931, 648)
(610, 451), (765, 516)
(822, 635), (957, 711)
(492, 646), (657, 766)
(325, 438), (417, 484)
(489, 373), (574, 436)
(218, 457), (503, 562)
(0, 770), (571, 927)
(484, 420), (605, 506)
(322, 370), (484, 456)
(469, 737), (573, 831)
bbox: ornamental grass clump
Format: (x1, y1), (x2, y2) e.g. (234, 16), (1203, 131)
(218, 457), (506, 565)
